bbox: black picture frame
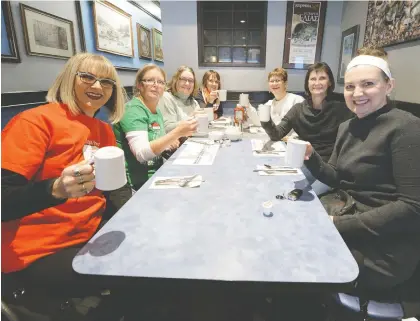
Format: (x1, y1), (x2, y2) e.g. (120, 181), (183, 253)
(20, 3), (76, 60)
(364, 0), (420, 48)
(1, 1), (21, 63)
(337, 25), (360, 84)
(282, 1), (327, 70)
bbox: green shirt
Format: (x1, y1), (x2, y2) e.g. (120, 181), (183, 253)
(113, 98), (165, 190)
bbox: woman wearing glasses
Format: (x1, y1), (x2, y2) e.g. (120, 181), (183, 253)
(114, 64), (198, 191)
(158, 65), (201, 133)
(195, 70), (224, 120)
(247, 68), (305, 130)
(2, 53), (129, 319)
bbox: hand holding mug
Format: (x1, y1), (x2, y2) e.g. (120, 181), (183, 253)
(176, 118), (198, 137)
(52, 160), (95, 199)
(304, 142), (313, 160)
(209, 91), (218, 103)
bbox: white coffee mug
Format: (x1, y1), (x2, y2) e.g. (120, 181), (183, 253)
(204, 107), (214, 121)
(196, 114), (209, 133)
(217, 89), (227, 102)
(94, 146), (127, 191)
(285, 139), (308, 168)
(258, 104), (271, 122)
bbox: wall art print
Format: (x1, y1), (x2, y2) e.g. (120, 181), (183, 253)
(337, 25), (360, 84)
(282, 1), (327, 70)
(93, 1), (134, 57)
(364, 0), (420, 48)
(20, 3), (76, 59)
(152, 28), (163, 62)
(1, 1), (20, 62)
(137, 23), (152, 59)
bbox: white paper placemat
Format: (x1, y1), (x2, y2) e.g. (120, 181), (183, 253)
(173, 142), (220, 165)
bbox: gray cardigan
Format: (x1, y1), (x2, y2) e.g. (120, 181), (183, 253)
(157, 92), (200, 133)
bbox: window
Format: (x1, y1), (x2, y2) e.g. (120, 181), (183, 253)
(197, 1), (267, 67)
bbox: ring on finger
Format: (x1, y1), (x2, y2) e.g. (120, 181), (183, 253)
(81, 183), (88, 194)
(74, 167), (81, 177)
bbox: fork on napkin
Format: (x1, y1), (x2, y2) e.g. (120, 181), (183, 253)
(151, 175), (203, 189)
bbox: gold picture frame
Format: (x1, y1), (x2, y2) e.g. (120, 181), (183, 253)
(137, 23), (152, 59)
(20, 3), (76, 60)
(152, 28), (163, 62)
(92, 1), (134, 57)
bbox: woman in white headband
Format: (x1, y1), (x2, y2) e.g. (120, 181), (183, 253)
(303, 48), (420, 307)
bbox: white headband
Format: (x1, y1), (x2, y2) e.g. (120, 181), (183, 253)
(346, 55), (392, 79)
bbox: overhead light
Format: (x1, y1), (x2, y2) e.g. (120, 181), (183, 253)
(242, 37), (246, 39)
(240, 20), (246, 23)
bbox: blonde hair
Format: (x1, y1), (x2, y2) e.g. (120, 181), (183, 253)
(168, 65), (198, 97)
(356, 47), (390, 81)
(201, 70), (221, 90)
(133, 64), (166, 98)
(268, 68), (288, 82)
(357, 47), (388, 60)
(47, 53), (126, 123)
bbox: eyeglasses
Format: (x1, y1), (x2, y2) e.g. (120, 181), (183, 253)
(76, 72), (116, 89)
(179, 77), (195, 84)
(141, 78), (166, 87)
(269, 79), (284, 84)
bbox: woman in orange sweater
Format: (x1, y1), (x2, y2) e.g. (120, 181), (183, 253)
(2, 53), (128, 320)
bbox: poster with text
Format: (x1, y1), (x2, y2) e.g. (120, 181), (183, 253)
(282, 1), (326, 69)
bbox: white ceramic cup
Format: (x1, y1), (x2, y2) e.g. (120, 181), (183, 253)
(94, 146), (127, 191)
(258, 104), (271, 122)
(285, 139), (308, 168)
(217, 89), (227, 102)
(204, 107), (214, 121)
(196, 114), (209, 133)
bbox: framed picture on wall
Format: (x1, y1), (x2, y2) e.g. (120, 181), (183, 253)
(20, 3), (76, 59)
(152, 28), (163, 62)
(1, 1), (20, 63)
(93, 1), (134, 57)
(364, 0), (420, 48)
(337, 25), (359, 84)
(137, 23), (152, 59)
(282, 1), (327, 70)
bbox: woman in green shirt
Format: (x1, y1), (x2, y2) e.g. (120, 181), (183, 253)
(114, 64), (197, 190)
